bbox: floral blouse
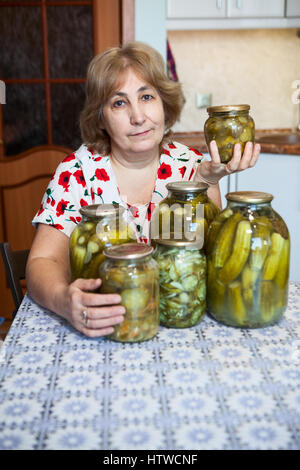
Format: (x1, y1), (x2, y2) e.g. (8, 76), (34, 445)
(32, 141), (204, 244)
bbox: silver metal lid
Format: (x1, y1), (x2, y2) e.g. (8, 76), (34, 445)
(155, 238), (203, 249)
(103, 243), (154, 260)
(226, 191), (273, 204)
(79, 203), (124, 218)
(207, 104), (250, 114)
(166, 181), (209, 192)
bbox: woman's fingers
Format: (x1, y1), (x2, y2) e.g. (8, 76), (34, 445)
(208, 140), (221, 164)
(249, 143), (261, 167)
(226, 141), (261, 173)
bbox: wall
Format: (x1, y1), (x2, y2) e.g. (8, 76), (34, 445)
(168, 28), (300, 132)
(135, 0), (166, 63)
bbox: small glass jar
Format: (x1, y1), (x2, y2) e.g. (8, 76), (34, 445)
(206, 191), (290, 328)
(69, 204), (134, 281)
(151, 181), (220, 247)
(204, 104), (255, 163)
(99, 243), (159, 343)
(154, 239), (207, 328)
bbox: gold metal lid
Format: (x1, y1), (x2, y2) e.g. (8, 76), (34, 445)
(103, 243), (153, 260)
(79, 203), (124, 218)
(207, 104), (250, 114)
(166, 181), (209, 192)
(155, 238), (203, 249)
(226, 191), (273, 203)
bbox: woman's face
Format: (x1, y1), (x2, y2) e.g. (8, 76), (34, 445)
(101, 68), (165, 158)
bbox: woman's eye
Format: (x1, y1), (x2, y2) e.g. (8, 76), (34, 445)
(142, 94), (153, 101)
(113, 100), (125, 108)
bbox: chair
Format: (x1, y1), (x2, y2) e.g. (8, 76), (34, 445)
(0, 242), (29, 318)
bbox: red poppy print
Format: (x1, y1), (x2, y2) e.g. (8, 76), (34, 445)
(73, 169), (86, 188)
(179, 166), (186, 177)
(139, 236), (148, 244)
(58, 170), (72, 192)
(188, 168), (195, 181)
(37, 204), (44, 216)
(80, 199), (88, 207)
(163, 149), (171, 157)
(69, 216), (82, 224)
(95, 168), (110, 181)
(157, 162), (172, 180)
(168, 143), (177, 149)
(128, 204), (139, 218)
(62, 153), (75, 163)
(189, 147), (203, 156)
(56, 199), (70, 217)
(147, 202), (156, 221)
(94, 156), (102, 162)
(53, 224), (64, 231)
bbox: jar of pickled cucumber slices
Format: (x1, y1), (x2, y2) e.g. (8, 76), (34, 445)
(151, 181), (220, 247)
(99, 243), (159, 343)
(206, 191), (290, 328)
(154, 239), (206, 328)
(69, 204), (134, 281)
(204, 104), (255, 163)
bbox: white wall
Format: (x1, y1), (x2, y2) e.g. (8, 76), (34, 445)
(135, 0), (167, 64)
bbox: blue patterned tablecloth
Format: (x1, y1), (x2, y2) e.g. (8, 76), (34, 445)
(0, 282), (299, 450)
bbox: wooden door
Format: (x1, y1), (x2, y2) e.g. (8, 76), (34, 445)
(0, 0), (134, 326)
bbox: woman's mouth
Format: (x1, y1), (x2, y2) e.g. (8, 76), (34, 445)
(131, 129), (151, 137)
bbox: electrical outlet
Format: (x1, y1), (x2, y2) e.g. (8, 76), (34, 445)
(196, 92), (212, 109)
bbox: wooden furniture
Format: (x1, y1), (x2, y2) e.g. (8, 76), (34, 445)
(0, 145), (72, 321)
(0, 242), (29, 318)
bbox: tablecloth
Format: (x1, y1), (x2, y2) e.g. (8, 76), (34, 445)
(0, 282), (299, 450)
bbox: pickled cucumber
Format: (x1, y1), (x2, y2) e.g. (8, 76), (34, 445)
(99, 256), (159, 343)
(70, 211), (134, 280)
(206, 197), (289, 328)
(153, 184), (220, 247)
(154, 244), (206, 328)
(204, 108), (255, 163)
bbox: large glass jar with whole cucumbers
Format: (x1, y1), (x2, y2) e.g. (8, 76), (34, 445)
(69, 204), (134, 281)
(154, 239), (206, 328)
(204, 105), (255, 163)
(206, 191), (290, 328)
(151, 181), (220, 247)
(99, 243), (159, 343)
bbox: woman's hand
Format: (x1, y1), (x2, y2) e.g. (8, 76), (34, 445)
(63, 278), (125, 338)
(195, 140), (261, 185)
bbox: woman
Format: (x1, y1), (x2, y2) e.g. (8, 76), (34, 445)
(26, 42), (260, 337)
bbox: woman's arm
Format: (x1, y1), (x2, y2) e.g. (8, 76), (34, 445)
(207, 184), (222, 210)
(26, 224), (125, 337)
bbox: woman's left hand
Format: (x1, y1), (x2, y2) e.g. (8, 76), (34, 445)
(195, 140), (261, 185)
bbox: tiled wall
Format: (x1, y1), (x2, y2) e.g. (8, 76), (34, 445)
(168, 29), (300, 132)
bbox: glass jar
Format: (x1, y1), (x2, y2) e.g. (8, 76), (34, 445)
(204, 104), (255, 163)
(154, 239), (207, 328)
(99, 243), (159, 343)
(151, 181), (220, 247)
(206, 191), (290, 328)
(69, 203), (134, 281)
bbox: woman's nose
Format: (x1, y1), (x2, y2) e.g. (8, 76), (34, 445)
(130, 103), (145, 125)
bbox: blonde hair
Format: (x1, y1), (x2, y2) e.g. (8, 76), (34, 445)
(80, 41), (184, 154)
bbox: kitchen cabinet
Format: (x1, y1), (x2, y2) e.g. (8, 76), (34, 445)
(286, 0), (300, 17)
(167, 0), (226, 19)
(235, 153), (300, 282)
(167, 0), (300, 29)
(227, 0), (284, 18)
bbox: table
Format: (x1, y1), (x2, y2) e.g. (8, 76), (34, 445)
(0, 282), (300, 451)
